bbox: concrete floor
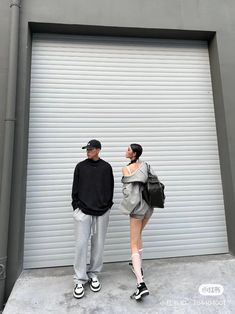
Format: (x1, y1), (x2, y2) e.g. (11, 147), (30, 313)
(3, 253), (235, 314)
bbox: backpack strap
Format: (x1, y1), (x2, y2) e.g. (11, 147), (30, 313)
(146, 162), (150, 174)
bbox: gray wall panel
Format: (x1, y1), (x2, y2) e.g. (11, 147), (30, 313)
(0, 1), (11, 196)
(208, 35), (235, 253)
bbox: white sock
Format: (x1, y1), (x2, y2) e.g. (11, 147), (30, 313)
(139, 248), (143, 267)
(131, 252), (143, 285)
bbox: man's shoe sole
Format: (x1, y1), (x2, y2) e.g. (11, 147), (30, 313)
(90, 284), (101, 292)
(73, 290), (85, 299)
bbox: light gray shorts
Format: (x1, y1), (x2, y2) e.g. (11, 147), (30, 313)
(130, 207), (154, 220)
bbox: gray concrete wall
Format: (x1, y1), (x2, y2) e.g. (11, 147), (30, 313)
(1, 0), (235, 298)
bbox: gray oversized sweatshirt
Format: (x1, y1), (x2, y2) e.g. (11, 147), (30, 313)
(119, 161), (153, 215)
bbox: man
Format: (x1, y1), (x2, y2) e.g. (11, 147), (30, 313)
(71, 139), (114, 299)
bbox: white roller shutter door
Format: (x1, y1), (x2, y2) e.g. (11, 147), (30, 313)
(24, 34), (228, 268)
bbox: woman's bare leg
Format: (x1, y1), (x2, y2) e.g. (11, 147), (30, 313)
(130, 218), (144, 284)
(130, 217), (152, 284)
(138, 217), (150, 253)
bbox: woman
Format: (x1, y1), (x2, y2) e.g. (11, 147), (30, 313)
(119, 143), (154, 300)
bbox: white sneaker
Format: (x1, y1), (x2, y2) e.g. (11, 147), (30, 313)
(73, 284), (84, 299)
(89, 277), (101, 292)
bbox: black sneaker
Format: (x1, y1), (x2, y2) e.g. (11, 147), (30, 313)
(89, 277), (101, 292)
(73, 284), (84, 299)
(130, 282), (149, 300)
(129, 262), (144, 279)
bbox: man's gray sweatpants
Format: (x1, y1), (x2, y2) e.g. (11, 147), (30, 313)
(73, 208), (110, 285)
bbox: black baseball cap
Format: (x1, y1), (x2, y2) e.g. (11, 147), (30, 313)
(82, 139), (102, 150)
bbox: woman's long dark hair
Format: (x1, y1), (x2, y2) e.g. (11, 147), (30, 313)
(128, 143), (143, 164)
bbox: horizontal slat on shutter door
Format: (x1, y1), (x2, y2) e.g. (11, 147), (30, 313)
(24, 34), (228, 268)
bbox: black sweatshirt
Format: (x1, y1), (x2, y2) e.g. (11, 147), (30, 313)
(71, 158), (114, 216)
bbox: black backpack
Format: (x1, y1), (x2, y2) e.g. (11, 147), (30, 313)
(142, 163), (165, 208)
